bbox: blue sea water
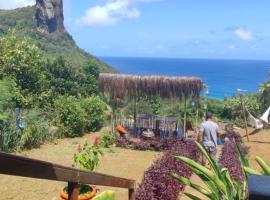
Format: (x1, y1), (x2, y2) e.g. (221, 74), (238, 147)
(99, 57), (270, 99)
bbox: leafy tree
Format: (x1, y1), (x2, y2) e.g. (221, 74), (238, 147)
(43, 57), (99, 100)
(0, 31), (44, 105)
(0, 78), (21, 120)
(259, 80), (270, 112)
(222, 94), (260, 121)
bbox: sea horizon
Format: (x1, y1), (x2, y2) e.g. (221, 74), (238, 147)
(99, 56), (270, 100)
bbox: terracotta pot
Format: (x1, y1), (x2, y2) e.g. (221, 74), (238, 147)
(60, 185), (97, 200)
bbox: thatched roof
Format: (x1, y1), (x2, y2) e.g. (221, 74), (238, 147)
(99, 73), (204, 100)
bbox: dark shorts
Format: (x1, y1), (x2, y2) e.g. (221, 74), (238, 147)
(203, 145), (217, 160)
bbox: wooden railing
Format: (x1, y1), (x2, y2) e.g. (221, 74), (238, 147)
(0, 151), (136, 200)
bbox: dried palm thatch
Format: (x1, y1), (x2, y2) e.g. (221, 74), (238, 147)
(99, 73), (203, 100)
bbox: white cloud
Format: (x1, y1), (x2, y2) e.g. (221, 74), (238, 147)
(234, 27), (253, 41)
(77, 0), (157, 27)
(229, 44), (237, 49)
(0, 0), (35, 10)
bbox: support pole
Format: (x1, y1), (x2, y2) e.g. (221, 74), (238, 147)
(128, 188), (135, 200)
(183, 96), (187, 138)
(133, 95), (137, 128)
(111, 101), (116, 133)
(240, 94), (249, 142)
(195, 97), (199, 128)
(68, 182), (79, 200)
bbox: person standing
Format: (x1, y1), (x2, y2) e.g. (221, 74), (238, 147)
(198, 111), (219, 161)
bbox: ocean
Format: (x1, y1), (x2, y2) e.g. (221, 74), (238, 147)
(100, 57), (270, 99)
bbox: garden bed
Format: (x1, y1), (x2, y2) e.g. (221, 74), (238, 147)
(116, 136), (199, 200)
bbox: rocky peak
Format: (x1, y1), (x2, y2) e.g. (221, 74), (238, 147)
(35, 0), (65, 34)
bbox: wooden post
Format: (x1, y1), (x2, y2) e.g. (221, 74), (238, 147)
(68, 182), (79, 200)
(183, 96), (187, 138)
(195, 97), (199, 128)
(128, 188), (135, 200)
(239, 94), (249, 142)
(133, 95), (137, 128)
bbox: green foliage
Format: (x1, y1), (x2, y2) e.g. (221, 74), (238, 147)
(222, 95), (260, 123)
(81, 96), (106, 132)
(171, 142), (247, 200)
(0, 112), (21, 152)
(0, 6), (113, 72)
(0, 8), (114, 152)
(0, 78), (21, 119)
(99, 130), (116, 148)
(0, 79), (22, 152)
(73, 141), (103, 171)
(244, 156), (270, 176)
(20, 108), (51, 149)
(43, 57), (99, 100)
(0, 31), (44, 102)
(259, 80), (270, 112)
(54, 96), (85, 137)
(92, 191), (115, 200)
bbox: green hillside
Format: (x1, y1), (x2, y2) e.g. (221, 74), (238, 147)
(0, 6), (113, 72)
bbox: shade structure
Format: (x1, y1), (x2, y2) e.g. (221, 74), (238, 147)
(99, 73), (204, 100)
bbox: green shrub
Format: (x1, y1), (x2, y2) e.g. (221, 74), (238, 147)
(100, 130), (115, 148)
(54, 96), (85, 137)
(81, 96), (106, 132)
(0, 112), (21, 152)
(73, 141), (103, 171)
(20, 108), (50, 149)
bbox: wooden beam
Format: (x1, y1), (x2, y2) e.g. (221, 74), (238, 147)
(0, 152), (135, 189)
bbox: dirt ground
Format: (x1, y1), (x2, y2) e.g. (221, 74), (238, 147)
(1, 127), (270, 200)
(0, 131), (161, 200)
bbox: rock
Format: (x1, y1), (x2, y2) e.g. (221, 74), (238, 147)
(35, 0), (65, 33)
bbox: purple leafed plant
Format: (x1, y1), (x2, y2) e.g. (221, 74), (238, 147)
(219, 141), (245, 182)
(135, 140), (199, 200)
(116, 136), (190, 152)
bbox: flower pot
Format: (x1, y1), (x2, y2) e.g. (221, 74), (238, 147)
(60, 185), (97, 200)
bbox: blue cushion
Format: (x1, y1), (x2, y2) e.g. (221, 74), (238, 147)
(248, 175), (270, 200)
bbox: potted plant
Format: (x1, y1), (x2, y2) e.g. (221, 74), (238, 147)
(60, 140), (103, 200)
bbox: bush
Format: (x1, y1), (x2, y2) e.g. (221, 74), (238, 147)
(81, 96), (106, 132)
(54, 96), (85, 137)
(73, 141), (103, 171)
(20, 108), (50, 149)
(0, 112), (21, 152)
(99, 130), (115, 148)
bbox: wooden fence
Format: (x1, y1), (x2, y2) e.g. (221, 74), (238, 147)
(0, 151), (136, 200)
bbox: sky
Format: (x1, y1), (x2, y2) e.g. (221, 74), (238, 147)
(1, 0), (270, 60)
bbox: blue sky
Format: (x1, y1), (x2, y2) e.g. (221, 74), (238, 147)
(2, 0), (270, 59)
